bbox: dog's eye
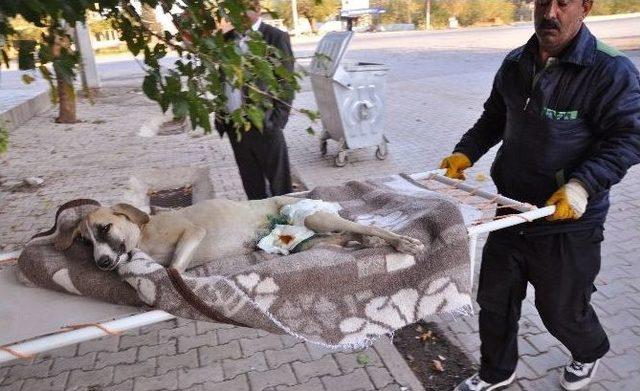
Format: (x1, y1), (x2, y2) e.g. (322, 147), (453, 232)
(99, 224), (112, 236)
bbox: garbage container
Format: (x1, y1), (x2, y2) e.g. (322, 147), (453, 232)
(309, 31), (389, 167)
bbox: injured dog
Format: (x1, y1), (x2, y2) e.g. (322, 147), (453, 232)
(55, 196), (425, 272)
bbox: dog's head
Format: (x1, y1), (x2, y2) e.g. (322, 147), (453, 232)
(55, 203), (150, 271)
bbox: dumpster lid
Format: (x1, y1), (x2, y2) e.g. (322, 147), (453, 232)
(309, 31), (354, 77)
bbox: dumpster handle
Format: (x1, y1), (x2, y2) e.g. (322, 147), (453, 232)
(358, 101), (374, 120)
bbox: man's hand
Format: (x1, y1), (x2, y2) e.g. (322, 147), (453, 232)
(439, 153), (472, 180)
(546, 180), (589, 221)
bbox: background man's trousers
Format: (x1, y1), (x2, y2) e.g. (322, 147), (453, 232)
(229, 127), (292, 200)
(477, 227), (610, 383)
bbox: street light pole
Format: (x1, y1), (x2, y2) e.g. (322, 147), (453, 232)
(425, 0), (431, 30)
(291, 0), (299, 35)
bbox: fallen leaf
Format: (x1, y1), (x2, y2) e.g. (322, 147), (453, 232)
(356, 353), (369, 365)
(432, 359), (445, 372)
(438, 355), (446, 361)
(416, 330), (434, 343)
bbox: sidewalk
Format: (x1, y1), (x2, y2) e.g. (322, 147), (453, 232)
(1, 53), (640, 391)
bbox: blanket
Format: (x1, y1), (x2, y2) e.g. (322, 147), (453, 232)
(18, 175), (472, 348)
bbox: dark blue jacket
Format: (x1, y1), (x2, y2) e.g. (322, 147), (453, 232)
(454, 26), (640, 233)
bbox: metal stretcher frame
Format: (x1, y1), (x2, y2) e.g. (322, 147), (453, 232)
(0, 170), (555, 364)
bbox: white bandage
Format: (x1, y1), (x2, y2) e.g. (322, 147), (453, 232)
(281, 199), (342, 227)
(565, 179), (589, 218)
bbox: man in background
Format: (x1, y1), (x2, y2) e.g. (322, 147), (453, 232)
(216, 0), (295, 200)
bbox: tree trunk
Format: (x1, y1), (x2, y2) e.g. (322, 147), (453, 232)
(54, 64), (77, 123)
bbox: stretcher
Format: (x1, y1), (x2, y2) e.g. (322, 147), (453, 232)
(0, 170), (555, 364)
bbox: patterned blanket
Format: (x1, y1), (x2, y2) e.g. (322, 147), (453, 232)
(18, 175), (472, 348)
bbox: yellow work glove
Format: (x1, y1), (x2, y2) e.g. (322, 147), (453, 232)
(439, 153), (472, 180)
(546, 179), (589, 221)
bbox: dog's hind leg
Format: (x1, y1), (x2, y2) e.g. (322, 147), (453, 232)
(170, 227), (206, 273)
(303, 212), (425, 255)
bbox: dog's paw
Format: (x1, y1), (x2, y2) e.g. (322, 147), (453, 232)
(392, 235), (425, 255)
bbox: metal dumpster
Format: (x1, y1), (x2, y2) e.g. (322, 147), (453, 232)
(309, 31), (389, 167)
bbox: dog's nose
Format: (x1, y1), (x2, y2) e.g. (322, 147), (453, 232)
(97, 255), (112, 269)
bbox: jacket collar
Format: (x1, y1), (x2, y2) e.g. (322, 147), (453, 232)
(512, 24), (597, 67)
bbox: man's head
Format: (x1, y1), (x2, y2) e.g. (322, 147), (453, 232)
(246, 0), (262, 25)
(534, 0), (593, 54)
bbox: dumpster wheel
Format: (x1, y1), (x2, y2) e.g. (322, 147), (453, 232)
(375, 140), (388, 160)
(335, 151), (348, 167)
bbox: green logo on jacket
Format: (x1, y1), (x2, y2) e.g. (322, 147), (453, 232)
(543, 107), (579, 120)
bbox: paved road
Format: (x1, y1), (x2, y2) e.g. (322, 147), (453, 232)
(1, 16), (639, 391)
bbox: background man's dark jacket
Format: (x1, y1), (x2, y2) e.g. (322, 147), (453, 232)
(454, 26), (640, 233)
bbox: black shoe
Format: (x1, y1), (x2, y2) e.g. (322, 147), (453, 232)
(454, 372), (516, 391)
(560, 359), (599, 390)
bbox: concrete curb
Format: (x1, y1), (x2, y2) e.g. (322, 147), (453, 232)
(0, 89), (51, 131)
(375, 336), (426, 391)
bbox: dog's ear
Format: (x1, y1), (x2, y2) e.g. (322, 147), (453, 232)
(112, 203), (150, 226)
(54, 223), (81, 251)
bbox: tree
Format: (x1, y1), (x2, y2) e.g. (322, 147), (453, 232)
(273, 0), (339, 32)
(0, 1), (88, 123)
(0, 0), (316, 135)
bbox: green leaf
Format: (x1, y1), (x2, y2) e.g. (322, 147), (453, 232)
(300, 109), (321, 122)
(0, 122), (8, 154)
(172, 97), (189, 119)
(246, 105), (264, 131)
(21, 74), (36, 84)
(306, 126), (315, 135)
(356, 353), (370, 365)
(142, 74), (160, 101)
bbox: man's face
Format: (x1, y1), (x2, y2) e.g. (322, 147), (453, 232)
(534, 0), (592, 52)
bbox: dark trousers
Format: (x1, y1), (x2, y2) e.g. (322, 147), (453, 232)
(228, 127), (292, 200)
(477, 227), (610, 383)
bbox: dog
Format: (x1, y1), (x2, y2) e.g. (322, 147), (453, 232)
(55, 196), (425, 272)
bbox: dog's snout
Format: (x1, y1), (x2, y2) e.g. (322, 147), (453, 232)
(97, 255), (112, 269)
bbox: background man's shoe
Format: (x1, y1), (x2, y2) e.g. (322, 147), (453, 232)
(560, 359), (599, 390)
(454, 372), (516, 391)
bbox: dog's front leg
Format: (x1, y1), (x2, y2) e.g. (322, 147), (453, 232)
(304, 212), (425, 255)
(170, 227), (206, 273)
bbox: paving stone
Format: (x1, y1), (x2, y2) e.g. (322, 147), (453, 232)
(276, 377), (324, 391)
(602, 349), (640, 378)
(222, 353), (268, 379)
(67, 367), (114, 389)
(195, 321), (223, 334)
(5, 359), (52, 383)
(520, 347), (569, 378)
(139, 319), (177, 334)
(157, 349), (199, 375)
(103, 380), (134, 391)
(95, 347), (137, 369)
(280, 335), (303, 349)
(200, 374), (250, 391)
(217, 327), (259, 344)
(119, 331), (160, 349)
(333, 348), (382, 373)
(199, 341), (242, 364)
(133, 369), (178, 391)
(0, 381), (23, 391)
(248, 363), (297, 391)
(50, 352), (96, 375)
(265, 344), (311, 368)
(240, 334), (284, 357)
(378, 384), (403, 391)
(113, 358), (156, 383)
(292, 355), (340, 383)
(178, 363), (224, 389)
(321, 368), (375, 391)
(304, 343), (338, 360)
(178, 331), (218, 353)
(607, 328), (640, 355)
(523, 333), (560, 354)
(158, 323), (197, 344)
(365, 366), (394, 389)
(20, 372), (67, 391)
(39, 345), (78, 359)
(78, 336), (120, 355)
(138, 340), (177, 361)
